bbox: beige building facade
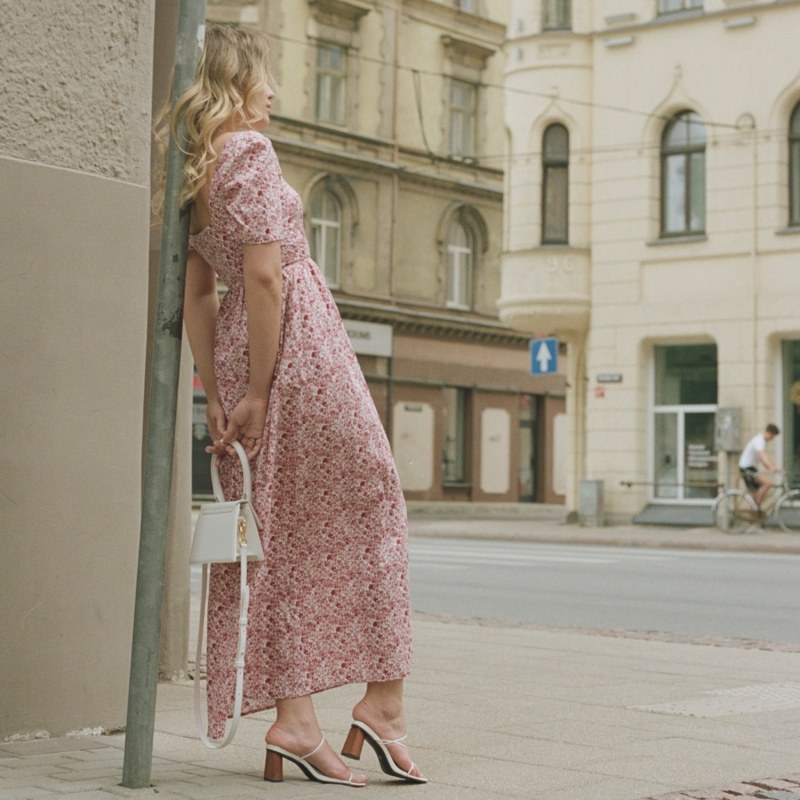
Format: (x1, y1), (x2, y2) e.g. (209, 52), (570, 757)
(501, 0), (800, 521)
(199, 0), (568, 505)
(0, 1), (156, 737)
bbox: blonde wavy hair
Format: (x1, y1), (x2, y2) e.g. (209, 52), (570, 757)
(153, 25), (274, 216)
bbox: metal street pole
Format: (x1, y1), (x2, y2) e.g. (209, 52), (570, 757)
(122, 0), (206, 788)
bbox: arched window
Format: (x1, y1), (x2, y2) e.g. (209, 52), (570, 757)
(542, 123), (569, 244)
(790, 103), (800, 226)
(309, 188), (342, 287)
(446, 216), (474, 309)
(661, 111), (706, 236)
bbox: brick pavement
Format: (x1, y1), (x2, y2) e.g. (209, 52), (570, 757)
(646, 774), (800, 799)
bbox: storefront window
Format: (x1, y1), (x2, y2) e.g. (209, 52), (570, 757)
(654, 344), (717, 404)
(653, 344), (718, 501)
(443, 387), (467, 483)
(782, 340), (800, 486)
(518, 394), (536, 500)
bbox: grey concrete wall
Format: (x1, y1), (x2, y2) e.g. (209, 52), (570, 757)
(0, 0), (153, 184)
(0, 0), (154, 738)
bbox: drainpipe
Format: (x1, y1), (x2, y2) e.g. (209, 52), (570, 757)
(122, 0), (206, 788)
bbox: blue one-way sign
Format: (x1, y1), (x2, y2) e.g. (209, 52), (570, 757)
(530, 337), (558, 375)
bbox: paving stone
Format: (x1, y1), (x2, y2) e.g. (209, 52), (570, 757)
(647, 778), (800, 800)
(0, 787), (59, 799)
(0, 738), (109, 756)
(749, 779), (800, 791)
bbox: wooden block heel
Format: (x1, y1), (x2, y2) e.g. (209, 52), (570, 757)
(342, 724), (366, 759)
(264, 739), (366, 787)
(341, 721), (427, 784)
(264, 748), (283, 782)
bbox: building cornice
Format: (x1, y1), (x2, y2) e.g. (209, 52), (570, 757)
(594, 0), (799, 37)
(334, 296), (533, 347)
(402, 0), (506, 42)
(269, 116), (503, 198)
(441, 33), (497, 70)
(308, 0), (374, 30)
(504, 0), (799, 44)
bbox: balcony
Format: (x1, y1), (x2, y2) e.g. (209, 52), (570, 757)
(497, 246), (590, 338)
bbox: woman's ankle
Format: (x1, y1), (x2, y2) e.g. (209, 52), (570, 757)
(359, 680), (404, 718)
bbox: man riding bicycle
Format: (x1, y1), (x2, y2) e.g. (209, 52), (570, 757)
(738, 423), (780, 514)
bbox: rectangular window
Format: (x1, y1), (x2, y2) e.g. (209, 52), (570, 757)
(442, 388), (467, 484)
(658, 0), (703, 13)
(542, 0), (571, 31)
(791, 141), (800, 226)
(449, 80), (477, 158)
(542, 164), (568, 243)
(446, 243), (472, 308)
(315, 43), (346, 126)
(662, 154), (687, 234)
(311, 217), (340, 287)
(688, 151), (706, 232)
(654, 344), (717, 406)
(662, 151), (705, 236)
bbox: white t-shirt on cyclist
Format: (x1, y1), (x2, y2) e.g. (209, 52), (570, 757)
(739, 433), (766, 470)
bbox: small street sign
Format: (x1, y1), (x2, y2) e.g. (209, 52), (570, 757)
(530, 337), (558, 375)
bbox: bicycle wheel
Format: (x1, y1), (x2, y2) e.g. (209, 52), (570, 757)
(775, 489), (800, 532)
(714, 491), (757, 533)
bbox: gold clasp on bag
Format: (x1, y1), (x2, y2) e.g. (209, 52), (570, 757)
(237, 516), (247, 548)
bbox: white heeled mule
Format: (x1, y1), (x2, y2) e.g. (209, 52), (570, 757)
(342, 720), (427, 784)
(265, 737), (366, 787)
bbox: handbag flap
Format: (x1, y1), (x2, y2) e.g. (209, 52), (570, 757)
(190, 500), (264, 564)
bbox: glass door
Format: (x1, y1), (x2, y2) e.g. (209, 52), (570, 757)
(653, 408), (716, 502)
(652, 344), (718, 503)
(684, 411), (717, 499)
(653, 412), (679, 499)
(783, 340), (800, 487)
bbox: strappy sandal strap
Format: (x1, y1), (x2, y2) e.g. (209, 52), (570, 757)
(379, 733), (408, 747)
(377, 733), (421, 777)
(300, 737), (326, 760)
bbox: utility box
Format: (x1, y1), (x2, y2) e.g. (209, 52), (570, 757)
(715, 408), (742, 452)
(579, 480), (604, 527)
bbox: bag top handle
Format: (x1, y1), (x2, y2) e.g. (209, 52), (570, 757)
(210, 440), (254, 503)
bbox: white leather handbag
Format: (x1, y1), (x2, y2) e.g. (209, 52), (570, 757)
(191, 440), (265, 749)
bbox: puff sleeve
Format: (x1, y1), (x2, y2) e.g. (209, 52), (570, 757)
(214, 131), (284, 245)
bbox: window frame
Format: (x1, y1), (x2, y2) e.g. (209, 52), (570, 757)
(442, 387), (468, 485)
(657, 0), (703, 14)
(542, 0), (571, 31)
(660, 110), (706, 238)
(790, 103), (800, 227)
(309, 186), (343, 288)
(650, 343), (718, 504)
(314, 41), (347, 126)
(449, 78), (478, 158)
(446, 219), (474, 310)
(541, 123), (570, 244)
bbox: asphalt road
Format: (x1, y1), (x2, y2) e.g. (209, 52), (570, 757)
(409, 537), (800, 645)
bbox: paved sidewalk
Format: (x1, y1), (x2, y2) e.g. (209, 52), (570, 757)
(407, 507), (800, 555)
(2, 515), (799, 799)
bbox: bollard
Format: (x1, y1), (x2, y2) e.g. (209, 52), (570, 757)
(579, 479), (605, 527)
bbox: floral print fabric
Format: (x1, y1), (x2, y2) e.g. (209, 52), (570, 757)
(189, 132), (412, 738)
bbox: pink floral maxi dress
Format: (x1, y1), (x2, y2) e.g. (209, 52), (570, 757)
(188, 131), (413, 737)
